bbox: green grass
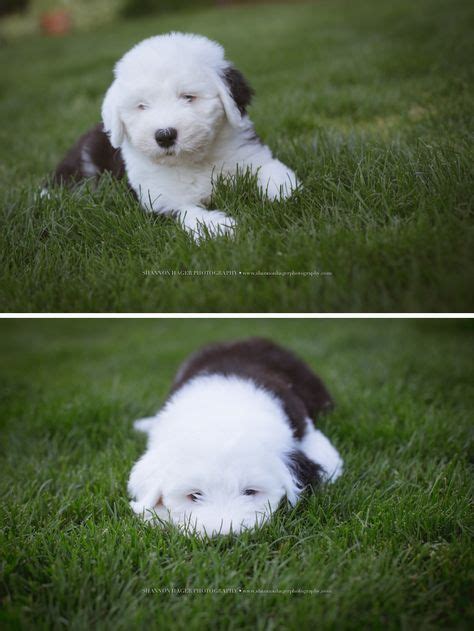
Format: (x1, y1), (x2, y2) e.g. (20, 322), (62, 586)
(0, 319), (473, 628)
(0, 0), (473, 312)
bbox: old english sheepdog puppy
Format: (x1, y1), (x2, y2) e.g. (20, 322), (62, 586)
(51, 32), (299, 240)
(129, 338), (343, 536)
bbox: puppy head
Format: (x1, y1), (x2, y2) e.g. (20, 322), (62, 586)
(129, 446), (301, 536)
(127, 376), (318, 537)
(101, 32), (253, 161)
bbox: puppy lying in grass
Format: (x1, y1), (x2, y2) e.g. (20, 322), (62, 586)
(50, 32), (299, 241)
(129, 338), (343, 536)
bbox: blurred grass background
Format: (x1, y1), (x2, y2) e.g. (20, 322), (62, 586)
(0, 0), (295, 39)
(0, 318), (473, 627)
(0, 0), (121, 38)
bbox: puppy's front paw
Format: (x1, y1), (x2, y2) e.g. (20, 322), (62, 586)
(258, 159), (299, 201)
(180, 208), (236, 242)
(199, 210), (236, 237)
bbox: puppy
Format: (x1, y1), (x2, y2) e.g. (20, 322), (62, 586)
(51, 32), (299, 240)
(128, 338), (343, 536)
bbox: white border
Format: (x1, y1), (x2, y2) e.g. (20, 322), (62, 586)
(0, 313), (471, 319)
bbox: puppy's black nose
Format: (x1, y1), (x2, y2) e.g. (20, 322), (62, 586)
(155, 128), (177, 148)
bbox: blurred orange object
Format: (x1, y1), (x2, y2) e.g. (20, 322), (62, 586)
(40, 9), (72, 36)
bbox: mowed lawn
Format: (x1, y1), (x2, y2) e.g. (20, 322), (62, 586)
(0, 0), (473, 313)
(0, 319), (472, 628)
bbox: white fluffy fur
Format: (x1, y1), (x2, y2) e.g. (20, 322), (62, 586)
(101, 32), (298, 240)
(128, 374), (343, 537)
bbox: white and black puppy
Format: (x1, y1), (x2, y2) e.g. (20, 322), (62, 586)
(51, 32), (298, 240)
(129, 338), (343, 536)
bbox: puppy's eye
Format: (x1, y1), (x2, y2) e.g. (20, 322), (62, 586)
(137, 103), (148, 111)
(187, 491), (203, 502)
(181, 94), (196, 103)
(243, 489), (258, 496)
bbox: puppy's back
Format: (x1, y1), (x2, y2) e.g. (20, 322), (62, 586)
(170, 337), (333, 438)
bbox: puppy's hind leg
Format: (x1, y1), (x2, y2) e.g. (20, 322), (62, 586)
(300, 421), (344, 482)
(43, 123), (126, 193)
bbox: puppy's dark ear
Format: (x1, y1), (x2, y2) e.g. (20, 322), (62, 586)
(222, 66), (254, 115)
(287, 450), (323, 491)
(216, 65), (254, 126)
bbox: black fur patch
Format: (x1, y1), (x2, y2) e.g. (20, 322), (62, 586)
(170, 337), (334, 440)
(287, 450), (323, 490)
(50, 123), (130, 191)
(222, 66), (254, 116)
